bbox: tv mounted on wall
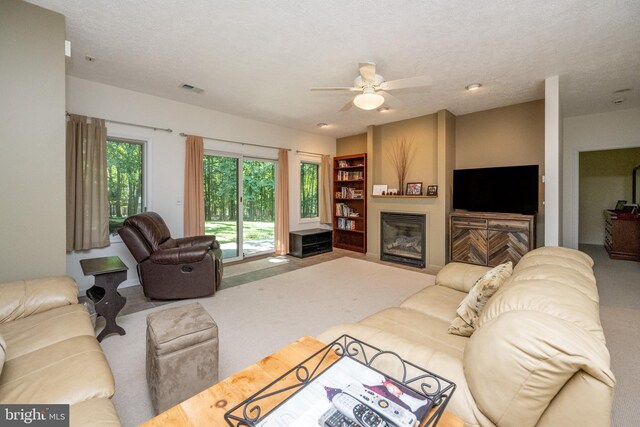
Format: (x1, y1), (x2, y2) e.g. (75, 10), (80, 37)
(453, 165), (539, 214)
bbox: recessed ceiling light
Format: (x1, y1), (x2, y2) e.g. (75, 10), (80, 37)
(316, 122), (328, 128)
(612, 98), (626, 105)
(377, 106), (390, 112)
(465, 83), (482, 91)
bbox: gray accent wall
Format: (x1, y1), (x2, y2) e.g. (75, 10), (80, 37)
(0, 0), (66, 281)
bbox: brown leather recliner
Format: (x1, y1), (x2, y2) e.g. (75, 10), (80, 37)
(117, 212), (223, 300)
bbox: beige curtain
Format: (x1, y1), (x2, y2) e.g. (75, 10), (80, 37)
(275, 148), (290, 255)
(319, 155), (332, 224)
(184, 135), (205, 236)
(66, 114), (109, 251)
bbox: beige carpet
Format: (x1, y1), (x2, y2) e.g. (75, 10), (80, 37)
(100, 257), (433, 427)
(581, 244), (640, 427)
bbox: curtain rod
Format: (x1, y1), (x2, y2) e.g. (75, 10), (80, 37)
(179, 132), (291, 151)
(296, 150), (328, 157)
(65, 112), (173, 133)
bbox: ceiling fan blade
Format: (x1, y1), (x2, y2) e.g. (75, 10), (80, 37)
(379, 75), (432, 91)
(380, 91), (404, 109)
(310, 87), (359, 92)
(339, 100), (354, 112)
(359, 62), (377, 82)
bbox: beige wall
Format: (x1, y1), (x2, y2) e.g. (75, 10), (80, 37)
(0, 0), (66, 281)
(562, 107), (640, 248)
(336, 133), (367, 156)
(579, 148), (640, 244)
(455, 100), (545, 245)
(367, 112), (454, 269)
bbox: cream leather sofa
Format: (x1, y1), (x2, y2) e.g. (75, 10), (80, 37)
(0, 276), (121, 426)
(318, 247), (616, 427)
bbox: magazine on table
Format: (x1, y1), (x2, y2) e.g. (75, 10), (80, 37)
(257, 357), (433, 427)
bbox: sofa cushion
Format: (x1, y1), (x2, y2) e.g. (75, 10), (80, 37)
(70, 398), (121, 427)
(479, 278), (605, 343)
(449, 262), (512, 337)
(0, 335), (115, 404)
(521, 246), (594, 267)
(400, 285), (467, 322)
(0, 276), (77, 324)
(0, 304), (95, 361)
(359, 307), (468, 358)
(0, 333), (5, 376)
(508, 264), (599, 303)
(514, 253), (594, 281)
(465, 311), (614, 426)
(435, 263), (491, 293)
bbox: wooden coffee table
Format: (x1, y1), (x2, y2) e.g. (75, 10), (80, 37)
(141, 336), (463, 427)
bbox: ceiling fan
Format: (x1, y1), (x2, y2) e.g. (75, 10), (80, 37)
(311, 62), (432, 111)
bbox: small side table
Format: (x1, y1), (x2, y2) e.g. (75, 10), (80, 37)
(80, 256), (128, 342)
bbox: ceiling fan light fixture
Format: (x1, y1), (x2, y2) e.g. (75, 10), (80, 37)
(353, 87), (385, 110)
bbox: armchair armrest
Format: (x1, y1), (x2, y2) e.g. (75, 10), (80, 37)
(175, 235), (220, 250)
(149, 246), (210, 265)
(0, 276), (78, 324)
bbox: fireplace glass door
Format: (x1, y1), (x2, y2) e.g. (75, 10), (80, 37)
(380, 212), (426, 268)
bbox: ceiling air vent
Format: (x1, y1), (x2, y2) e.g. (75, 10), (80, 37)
(179, 83), (205, 94)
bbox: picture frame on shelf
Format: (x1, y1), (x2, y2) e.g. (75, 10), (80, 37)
(615, 200), (627, 211)
(406, 182), (422, 195)
(426, 185), (438, 196)
(372, 184), (387, 195)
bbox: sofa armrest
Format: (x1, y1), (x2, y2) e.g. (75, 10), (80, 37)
(435, 263), (491, 293)
(0, 276), (78, 324)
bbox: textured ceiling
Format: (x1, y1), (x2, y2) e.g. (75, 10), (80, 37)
(28, 0), (640, 138)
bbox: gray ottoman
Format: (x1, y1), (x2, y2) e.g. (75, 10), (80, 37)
(146, 302), (219, 414)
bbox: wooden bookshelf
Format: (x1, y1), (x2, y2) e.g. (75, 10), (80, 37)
(333, 153), (367, 253)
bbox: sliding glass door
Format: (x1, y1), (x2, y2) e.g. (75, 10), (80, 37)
(203, 152), (275, 261)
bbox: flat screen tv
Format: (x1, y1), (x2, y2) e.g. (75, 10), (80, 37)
(453, 165), (539, 214)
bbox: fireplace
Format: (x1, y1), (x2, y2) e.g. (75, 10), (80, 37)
(380, 212), (426, 268)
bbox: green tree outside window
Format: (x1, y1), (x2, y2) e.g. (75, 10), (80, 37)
(300, 162), (319, 218)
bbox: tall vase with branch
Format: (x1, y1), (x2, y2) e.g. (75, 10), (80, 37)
(387, 137), (416, 195)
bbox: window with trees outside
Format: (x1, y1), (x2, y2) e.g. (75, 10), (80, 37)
(107, 138), (145, 234)
(300, 162), (319, 219)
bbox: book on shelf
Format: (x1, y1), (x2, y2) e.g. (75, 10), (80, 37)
(337, 218), (356, 230)
(335, 203), (360, 218)
(337, 187), (363, 199)
(336, 170), (364, 181)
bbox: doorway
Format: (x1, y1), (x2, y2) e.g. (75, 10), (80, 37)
(578, 147), (640, 245)
(203, 152), (276, 261)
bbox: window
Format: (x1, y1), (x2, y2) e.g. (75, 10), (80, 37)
(300, 162), (319, 219)
(107, 138), (145, 234)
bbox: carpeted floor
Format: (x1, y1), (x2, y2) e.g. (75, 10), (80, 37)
(581, 244), (640, 427)
(101, 246), (640, 427)
(100, 257), (433, 426)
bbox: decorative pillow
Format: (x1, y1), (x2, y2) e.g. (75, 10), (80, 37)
(448, 261), (513, 337)
(0, 333), (6, 376)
